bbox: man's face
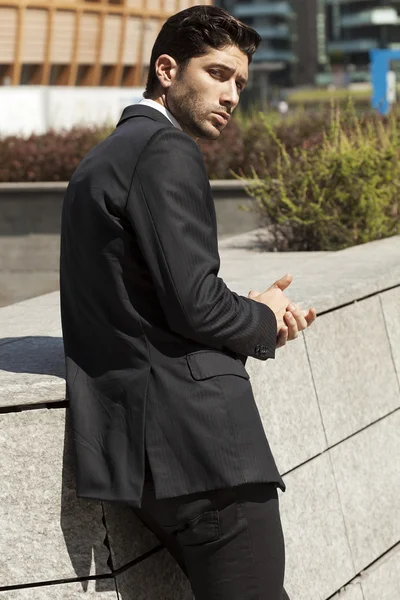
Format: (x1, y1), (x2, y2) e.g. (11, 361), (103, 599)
(165, 45), (248, 140)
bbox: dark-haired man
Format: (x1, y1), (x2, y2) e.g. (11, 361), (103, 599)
(60, 5), (316, 599)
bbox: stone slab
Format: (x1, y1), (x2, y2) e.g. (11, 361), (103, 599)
(116, 548), (193, 600)
(0, 335), (65, 407)
(331, 581), (364, 600)
(103, 502), (159, 571)
(330, 410), (400, 573)
(0, 271), (59, 308)
(380, 287), (400, 383)
(0, 235), (60, 271)
(304, 297), (400, 446)
(361, 544), (400, 600)
(0, 409), (110, 586)
(280, 453), (356, 600)
(0, 291), (61, 340)
(280, 453), (355, 600)
(219, 233), (400, 314)
(0, 579), (117, 598)
(246, 336), (326, 474)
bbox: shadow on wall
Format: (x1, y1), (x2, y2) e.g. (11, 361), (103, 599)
(0, 336), (115, 592)
(0, 336), (65, 377)
(1, 334), (191, 597)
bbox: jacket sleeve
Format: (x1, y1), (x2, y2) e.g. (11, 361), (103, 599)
(126, 127), (277, 360)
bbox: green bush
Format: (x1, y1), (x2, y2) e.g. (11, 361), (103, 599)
(198, 108), (331, 179)
(245, 104), (400, 251)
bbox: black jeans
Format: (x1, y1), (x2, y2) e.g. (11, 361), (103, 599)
(132, 459), (290, 600)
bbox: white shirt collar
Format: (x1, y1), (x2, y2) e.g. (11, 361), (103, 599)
(139, 98), (183, 131)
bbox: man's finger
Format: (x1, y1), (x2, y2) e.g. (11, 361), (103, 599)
(277, 325), (288, 349)
(284, 311), (299, 340)
(287, 303), (308, 331)
(305, 307), (317, 325)
(271, 273), (293, 292)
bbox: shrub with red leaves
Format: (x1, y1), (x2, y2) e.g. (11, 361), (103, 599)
(0, 127), (111, 182)
(1, 107), (398, 183)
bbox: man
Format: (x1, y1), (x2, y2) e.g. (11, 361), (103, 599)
(60, 5), (316, 599)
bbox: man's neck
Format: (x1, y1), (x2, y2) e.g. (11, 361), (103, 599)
(146, 95), (198, 141)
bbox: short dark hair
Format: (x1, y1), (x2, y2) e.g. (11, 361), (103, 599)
(144, 5), (261, 97)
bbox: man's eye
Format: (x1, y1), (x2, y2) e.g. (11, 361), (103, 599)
(210, 70), (222, 78)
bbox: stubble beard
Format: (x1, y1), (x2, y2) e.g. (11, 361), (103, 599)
(167, 85), (223, 141)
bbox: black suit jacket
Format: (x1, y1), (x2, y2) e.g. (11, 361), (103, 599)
(60, 104), (284, 506)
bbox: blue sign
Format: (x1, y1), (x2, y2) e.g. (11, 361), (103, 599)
(370, 49), (400, 115)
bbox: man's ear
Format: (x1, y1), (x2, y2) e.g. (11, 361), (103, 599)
(155, 54), (178, 89)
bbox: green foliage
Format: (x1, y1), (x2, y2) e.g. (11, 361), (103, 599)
(245, 103), (400, 251)
(198, 107), (331, 179)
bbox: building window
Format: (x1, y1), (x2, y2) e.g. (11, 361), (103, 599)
(20, 64), (43, 85)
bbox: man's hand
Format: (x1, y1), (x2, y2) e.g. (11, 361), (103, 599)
(248, 274), (317, 349)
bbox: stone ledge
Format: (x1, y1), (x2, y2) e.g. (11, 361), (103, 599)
(0, 180), (250, 194)
(0, 580), (117, 598)
(219, 232), (400, 314)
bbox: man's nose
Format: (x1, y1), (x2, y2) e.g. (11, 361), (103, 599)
(221, 81), (240, 110)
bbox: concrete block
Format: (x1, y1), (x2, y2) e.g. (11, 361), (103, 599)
(0, 409), (110, 586)
(0, 271), (59, 308)
(0, 291), (61, 340)
(116, 548), (194, 600)
(219, 235), (400, 314)
(361, 544), (400, 600)
(103, 502), (159, 570)
(330, 411), (400, 573)
(247, 337), (326, 474)
(0, 335), (65, 407)
(304, 297), (399, 446)
(0, 235), (60, 271)
(280, 454), (354, 600)
(0, 580), (117, 599)
(380, 287), (400, 382)
(331, 581), (363, 600)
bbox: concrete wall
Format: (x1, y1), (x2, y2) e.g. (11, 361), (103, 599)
(0, 182), (258, 307)
(0, 232), (399, 599)
(0, 87), (145, 137)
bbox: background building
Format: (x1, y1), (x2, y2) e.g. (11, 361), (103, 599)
(218, 0), (297, 105)
(0, 0), (207, 87)
(325, 0), (400, 83)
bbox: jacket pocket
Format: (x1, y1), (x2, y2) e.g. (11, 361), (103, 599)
(186, 351), (250, 381)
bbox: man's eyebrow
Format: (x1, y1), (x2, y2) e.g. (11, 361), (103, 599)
(208, 63), (248, 86)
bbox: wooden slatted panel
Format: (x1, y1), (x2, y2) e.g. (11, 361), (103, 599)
(164, 0), (176, 12)
(0, 8), (18, 62)
(101, 14), (122, 64)
(122, 16), (141, 64)
(147, 0), (161, 11)
(125, 0), (143, 9)
(21, 9), (47, 63)
(77, 13), (98, 63)
(142, 18), (160, 66)
(51, 10), (75, 63)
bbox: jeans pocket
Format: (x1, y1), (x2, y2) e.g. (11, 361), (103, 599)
(177, 510), (220, 546)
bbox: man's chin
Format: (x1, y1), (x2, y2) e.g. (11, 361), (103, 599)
(198, 123), (223, 141)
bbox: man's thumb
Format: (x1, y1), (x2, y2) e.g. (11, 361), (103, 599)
(272, 273), (293, 291)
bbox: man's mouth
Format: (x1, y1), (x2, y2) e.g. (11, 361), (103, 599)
(213, 112), (230, 126)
